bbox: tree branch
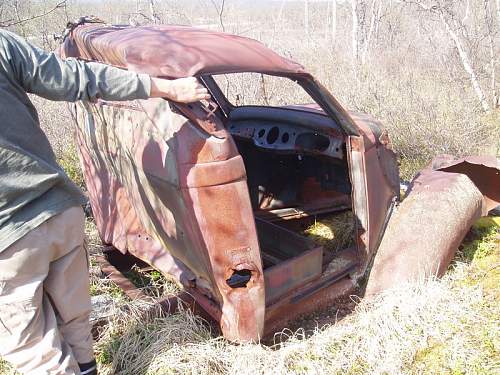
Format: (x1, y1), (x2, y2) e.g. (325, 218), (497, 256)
(0, 0), (67, 28)
(209, 0), (225, 32)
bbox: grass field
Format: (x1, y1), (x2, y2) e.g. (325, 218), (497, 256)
(3, 215), (496, 375)
(87, 216), (500, 375)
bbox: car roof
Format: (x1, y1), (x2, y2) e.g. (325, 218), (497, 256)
(61, 24), (310, 79)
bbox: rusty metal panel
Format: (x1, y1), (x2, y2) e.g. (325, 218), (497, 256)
(346, 114), (400, 267)
(60, 24), (308, 79)
(431, 155), (500, 211)
(264, 248), (323, 304)
(365, 158), (500, 296)
(59, 24), (367, 137)
(72, 97), (266, 342)
(60, 23), (409, 342)
(258, 217), (323, 304)
(264, 248), (359, 335)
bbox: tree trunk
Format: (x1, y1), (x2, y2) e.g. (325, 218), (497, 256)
(351, 0), (359, 61)
(331, 0), (337, 44)
(362, 0), (378, 64)
(149, 0), (160, 24)
(484, 0), (498, 107)
(441, 13), (490, 112)
(374, 0), (382, 43)
(305, 0), (309, 39)
(496, 0), (500, 27)
(462, 0), (470, 24)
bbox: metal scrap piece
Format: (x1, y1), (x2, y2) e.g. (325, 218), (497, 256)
(365, 156), (499, 296)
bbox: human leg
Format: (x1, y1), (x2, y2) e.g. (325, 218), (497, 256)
(43, 207), (94, 366)
(0, 215), (80, 374)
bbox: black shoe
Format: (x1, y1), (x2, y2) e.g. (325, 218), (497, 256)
(78, 359), (97, 375)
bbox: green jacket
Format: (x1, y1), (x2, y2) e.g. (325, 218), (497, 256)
(0, 29), (151, 251)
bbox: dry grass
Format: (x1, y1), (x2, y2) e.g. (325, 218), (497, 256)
(83, 217), (498, 375)
(1, 149), (497, 375)
(30, 95), (75, 157)
(0, 157), (497, 375)
(302, 211), (355, 252)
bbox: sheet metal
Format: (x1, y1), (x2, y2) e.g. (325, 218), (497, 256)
(60, 24), (308, 78)
(58, 23), (444, 342)
(365, 156), (499, 296)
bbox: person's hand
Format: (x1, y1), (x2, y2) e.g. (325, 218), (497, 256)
(150, 76), (211, 103)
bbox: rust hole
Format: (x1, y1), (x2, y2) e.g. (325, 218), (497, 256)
(226, 269), (252, 288)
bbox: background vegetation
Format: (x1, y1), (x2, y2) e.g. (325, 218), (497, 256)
(2, 0), (499, 177)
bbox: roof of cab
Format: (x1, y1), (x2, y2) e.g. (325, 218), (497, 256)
(61, 24), (310, 78)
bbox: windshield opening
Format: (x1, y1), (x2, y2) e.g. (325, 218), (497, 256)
(213, 73), (313, 107)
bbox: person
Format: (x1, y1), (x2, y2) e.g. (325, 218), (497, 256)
(0, 28), (210, 375)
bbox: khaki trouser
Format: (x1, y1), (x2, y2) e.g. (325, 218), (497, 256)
(0, 206), (94, 375)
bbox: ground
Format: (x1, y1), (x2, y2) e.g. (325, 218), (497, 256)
(3, 215), (496, 375)
(88, 216), (500, 375)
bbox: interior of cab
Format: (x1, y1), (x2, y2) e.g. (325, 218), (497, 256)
(207, 74), (358, 295)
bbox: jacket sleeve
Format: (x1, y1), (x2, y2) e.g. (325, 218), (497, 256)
(0, 30), (151, 102)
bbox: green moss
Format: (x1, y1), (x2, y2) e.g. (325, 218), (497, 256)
(292, 352), (322, 373)
(412, 341), (445, 372)
(405, 217), (499, 374)
(96, 332), (123, 365)
(122, 267), (148, 289)
(469, 253), (500, 293)
(458, 217), (499, 263)
(0, 359), (17, 375)
(107, 284), (126, 299)
(89, 278), (126, 299)
(89, 283), (99, 296)
(149, 270), (163, 283)
(122, 265), (172, 297)
(411, 341), (467, 375)
(456, 217), (499, 294)
(345, 358), (369, 374)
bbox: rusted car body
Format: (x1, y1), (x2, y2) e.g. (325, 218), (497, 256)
(60, 24), (499, 342)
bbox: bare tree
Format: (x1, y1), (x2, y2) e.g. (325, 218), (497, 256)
(351, 0), (379, 65)
(331, 0), (337, 44)
(484, 0), (498, 108)
(496, 0), (500, 27)
(351, 0), (359, 62)
(209, 0), (226, 32)
(0, 0), (67, 29)
(406, 0), (491, 112)
(304, 0), (309, 39)
(362, 0), (380, 64)
(149, 0), (160, 24)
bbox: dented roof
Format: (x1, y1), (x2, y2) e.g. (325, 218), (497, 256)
(61, 24), (309, 78)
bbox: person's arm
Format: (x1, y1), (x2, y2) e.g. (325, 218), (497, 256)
(150, 76), (210, 103)
(0, 30), (209, 103)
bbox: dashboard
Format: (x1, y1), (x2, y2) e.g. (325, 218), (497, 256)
(227, 106), (345, 159)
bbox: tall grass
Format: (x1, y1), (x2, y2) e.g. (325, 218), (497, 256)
(86, 218), (499, 375)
